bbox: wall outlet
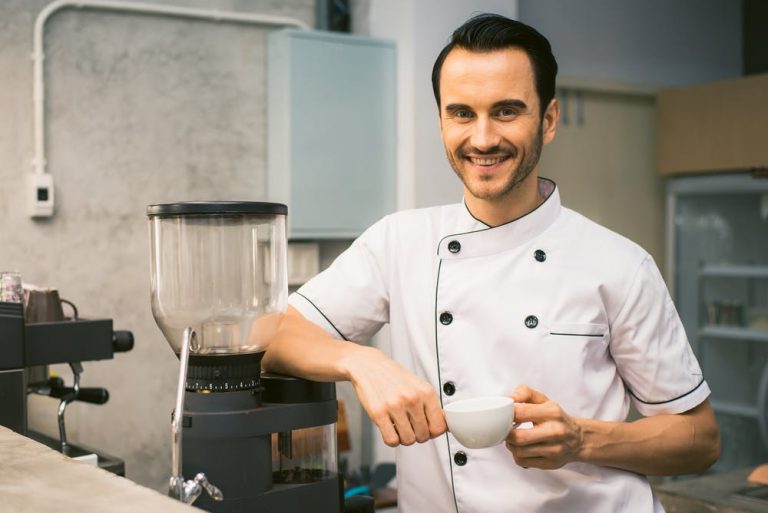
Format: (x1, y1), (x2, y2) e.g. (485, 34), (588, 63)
(27, 173), (54, 218)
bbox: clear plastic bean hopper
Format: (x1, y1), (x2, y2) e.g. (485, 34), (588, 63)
(147, 202), (349, 512)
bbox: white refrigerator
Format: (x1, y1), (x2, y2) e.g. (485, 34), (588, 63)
(666, 173), (768, 471)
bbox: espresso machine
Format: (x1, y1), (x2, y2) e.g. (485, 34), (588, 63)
(148, 202), (369, 512)
(0, 297), (134, 473)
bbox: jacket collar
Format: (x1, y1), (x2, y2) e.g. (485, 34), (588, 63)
(437, 178), (561, 258)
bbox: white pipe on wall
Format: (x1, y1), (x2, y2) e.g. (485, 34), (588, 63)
(32, 0), (311, 175)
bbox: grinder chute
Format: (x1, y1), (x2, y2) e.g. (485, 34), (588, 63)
(147, 201), (348, 512)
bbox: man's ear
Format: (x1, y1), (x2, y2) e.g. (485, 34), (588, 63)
(542, 98), (560, 145)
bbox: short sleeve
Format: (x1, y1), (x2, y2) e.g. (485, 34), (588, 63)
(289, 217), (391, 343)
(609, 255), (710, 416)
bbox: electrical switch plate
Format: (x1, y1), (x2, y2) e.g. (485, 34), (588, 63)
(287, 242), (320, 286)
(27, 173), (54, 218)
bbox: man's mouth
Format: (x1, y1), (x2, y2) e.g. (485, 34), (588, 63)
(465, 155), (511, 166)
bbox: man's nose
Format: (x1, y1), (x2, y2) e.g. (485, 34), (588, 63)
(469, 117), (502, 152)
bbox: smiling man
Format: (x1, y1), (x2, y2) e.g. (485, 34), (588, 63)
(437, 44), (551, 226)
(263, 14), (719, 513)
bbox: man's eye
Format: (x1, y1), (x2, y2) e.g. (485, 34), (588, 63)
(452, 110), (473, 119)
(497, 108), (517, 117)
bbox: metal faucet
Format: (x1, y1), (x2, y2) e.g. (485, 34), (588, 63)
(168, 327), (223, 504)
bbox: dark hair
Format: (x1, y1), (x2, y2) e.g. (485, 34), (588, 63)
(431, 13), (558, 117)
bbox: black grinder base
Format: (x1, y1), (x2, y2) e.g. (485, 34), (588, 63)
(180, 352), (342, 513)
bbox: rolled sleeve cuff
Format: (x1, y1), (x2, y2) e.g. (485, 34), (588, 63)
(288, 292), (347, 341)
(630, 379), (711, 417)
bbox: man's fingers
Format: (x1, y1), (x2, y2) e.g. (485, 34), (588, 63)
(405, 401), (432, 443)
(505, 439), (567, 470)
(390, 408), (417, 446)
(507, 419), (569, 446)
(374, 413), (401, 447)
(367, 401), (400, 446)
(507, 439), (565, 459)
(510, 454), (562, 470)
(513, 401), (561, 426)
(512, 384), (549, 404)
(424, 393), (448, 438)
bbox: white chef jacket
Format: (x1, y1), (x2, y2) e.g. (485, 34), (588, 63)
(290, 178), (710, 513)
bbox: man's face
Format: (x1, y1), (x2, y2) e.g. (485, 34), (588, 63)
(439, 47), (557, 202)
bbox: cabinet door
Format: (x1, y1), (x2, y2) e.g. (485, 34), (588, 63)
(537, 87), (663, 264)
(656, 74), (768, 175)
(268, 30), (396, 239)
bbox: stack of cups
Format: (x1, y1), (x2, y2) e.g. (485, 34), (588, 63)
(0, 271), (23, 303)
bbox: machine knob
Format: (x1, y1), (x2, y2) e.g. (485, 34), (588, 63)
(112, 330), (134, 352)
(49, 386), (109, 405)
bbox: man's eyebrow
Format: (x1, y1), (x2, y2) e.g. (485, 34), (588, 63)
(443, 99), (529, 114)
(491, 99), (528, 110)
(444, 103), (472, 114)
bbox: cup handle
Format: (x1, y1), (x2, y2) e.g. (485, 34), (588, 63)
(60, 298), (79, 320)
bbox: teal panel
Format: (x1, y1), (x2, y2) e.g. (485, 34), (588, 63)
(268, 30), (396, 239)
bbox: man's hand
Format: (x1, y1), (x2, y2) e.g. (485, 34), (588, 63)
(505, 385), (583, 470)
(263, 307), (446, 448)
(342, 345), (447, 447)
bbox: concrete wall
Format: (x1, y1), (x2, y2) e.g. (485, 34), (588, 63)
(1, 0), (314, 491)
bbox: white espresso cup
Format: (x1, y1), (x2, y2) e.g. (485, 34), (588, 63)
(444, 396), (515, 449)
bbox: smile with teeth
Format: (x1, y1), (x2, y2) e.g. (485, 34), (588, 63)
(467, 155), (509, 166)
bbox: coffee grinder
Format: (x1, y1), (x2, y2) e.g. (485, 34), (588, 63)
(148, 202), (351, 512)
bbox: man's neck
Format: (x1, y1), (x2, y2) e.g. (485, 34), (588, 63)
(464, 175), (543, 227)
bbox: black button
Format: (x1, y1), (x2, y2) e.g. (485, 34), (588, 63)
(448, 240), (461, 253)
(534, 249), (546, 262)
(439, 312), (453, 325)
(454, 451), (467, 466)
(524, 315), (539, 329)
(443, 381), (456, 396)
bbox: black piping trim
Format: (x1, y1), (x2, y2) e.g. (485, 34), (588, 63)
(433, 259), (460, 513)
(433, 260), (445, 410)
(628, 377), (706, 405)
(444, 435), (460, 513)
(436, 177), (558, 256)
(462, 199), (491, 228)
(295, 292), (349, 342)
(550, 333), (605, 337)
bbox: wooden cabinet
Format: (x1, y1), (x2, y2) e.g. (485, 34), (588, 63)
(656, 73), (768, 175)
(267, 30), (396, 239)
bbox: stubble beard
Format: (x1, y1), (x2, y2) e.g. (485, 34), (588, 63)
(447, 126), (544, 202)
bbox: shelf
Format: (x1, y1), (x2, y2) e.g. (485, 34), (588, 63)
(699, 264), (768, 279)
(700, 325), (768, 342)
(710, 400), (760, 419)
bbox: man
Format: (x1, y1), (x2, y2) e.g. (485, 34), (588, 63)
(262, 13), (719, 513)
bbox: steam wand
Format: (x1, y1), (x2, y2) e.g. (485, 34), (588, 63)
(168, 327), (223, 504)
(57, 362), (82, 454)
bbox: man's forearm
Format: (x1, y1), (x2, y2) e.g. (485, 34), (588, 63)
(261, 306), (449, 446)
(261, 306), (370, 382)
(576, 401), (720, 475)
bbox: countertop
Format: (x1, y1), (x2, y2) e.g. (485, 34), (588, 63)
(5, 422), (767, 513)
(656, 468), (768, 513)
(0, 425), (196, 512)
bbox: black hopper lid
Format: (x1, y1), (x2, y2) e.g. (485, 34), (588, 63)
(147, 201), (287, 217)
